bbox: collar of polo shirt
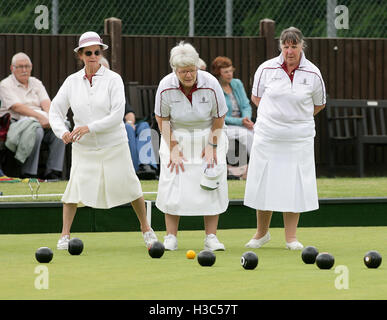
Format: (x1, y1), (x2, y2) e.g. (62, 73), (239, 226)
(171, 69), (206, 89)
(11, 73), (31, 88)
(277, 51), (307, 69)
(82, 64), (106, 79)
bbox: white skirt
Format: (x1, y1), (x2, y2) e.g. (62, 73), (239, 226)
(156, 128), (229, 216)
(244, 133), (318, 213)
(62, 142), (143, 209)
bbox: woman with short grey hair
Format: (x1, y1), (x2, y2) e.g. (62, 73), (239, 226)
(244, 27), (326, 250)
(154, 41), (229, 251)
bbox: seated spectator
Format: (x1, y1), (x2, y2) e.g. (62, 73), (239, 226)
(100, 57), (158, 179)
(124, 102), (158, 179)
(198, 58), (207, 71)
(0, 52), (65, 179)
(211, 56), (254, 164)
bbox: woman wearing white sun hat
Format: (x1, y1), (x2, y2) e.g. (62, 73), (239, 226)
(49, 31), (158, 250)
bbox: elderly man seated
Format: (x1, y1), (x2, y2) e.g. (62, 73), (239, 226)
(0, 52), (65, 179)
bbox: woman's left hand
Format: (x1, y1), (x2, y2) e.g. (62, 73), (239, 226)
(69, 125), (90, 142)
(242, 117), (254, 130)
(202, 144), (217, 168)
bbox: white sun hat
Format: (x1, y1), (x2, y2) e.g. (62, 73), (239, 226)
(200, 164), (223, 191)
(74, 31), (108, 53)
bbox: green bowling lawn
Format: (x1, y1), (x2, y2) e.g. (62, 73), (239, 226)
(0, 227), (386, 300)
(0, 177), (387, 202)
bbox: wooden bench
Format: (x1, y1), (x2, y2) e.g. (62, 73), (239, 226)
(326, 99), (387, 177)
(126, 82), (158, 124)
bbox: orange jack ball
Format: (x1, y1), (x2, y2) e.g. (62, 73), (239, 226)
(186, 250), (196, 259)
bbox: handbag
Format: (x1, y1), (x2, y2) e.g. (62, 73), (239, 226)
(0, 113), (10, 143)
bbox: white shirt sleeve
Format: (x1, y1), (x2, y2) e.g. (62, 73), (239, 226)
(154, 82), (170, 118)
(312, 70), (326, 106)
(35, 79), (50, 103)
(0, 80), (22, 110)
(49, 79), (71, 140)
(252, 63), (266, 98)
(87, 75), (125, 133)
(210, 78), (227, 118)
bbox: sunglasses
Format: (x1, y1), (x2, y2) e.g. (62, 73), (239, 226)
(84, 50), (101, 56)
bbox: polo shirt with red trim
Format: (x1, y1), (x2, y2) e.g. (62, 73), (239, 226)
(179, 83), (198, 104)
(154, 70), (228, 130)
(281, 62), (299, 82)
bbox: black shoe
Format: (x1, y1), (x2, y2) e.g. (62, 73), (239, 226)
(227, 174), (240, 180)
(136, 164), (157, 180)
(20, 173), (38, 179)
(44, 170), (63, 181)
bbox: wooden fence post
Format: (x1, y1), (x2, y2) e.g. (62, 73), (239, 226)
(260, 19), (276, 59)
(104, 17), (122, 74)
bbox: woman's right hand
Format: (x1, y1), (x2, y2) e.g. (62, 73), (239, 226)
(62, 131), (72, 144)
(168, 144), (186, 174)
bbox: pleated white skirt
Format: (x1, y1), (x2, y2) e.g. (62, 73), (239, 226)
(244, 133), (319, 213)
(156, 128), (229, 216)
(62, 142), (143, 209)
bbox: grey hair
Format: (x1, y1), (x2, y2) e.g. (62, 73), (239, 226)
(279, 27), (306, 50)
(169, 41), (199, 71)
(198, 58), (207, 70)
(100, 57), (110, 69)
(11, 52), (32, 66)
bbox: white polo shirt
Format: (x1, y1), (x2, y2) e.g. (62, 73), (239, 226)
(252, 52), (326, 140)
(154, 70), (227, 131)
(49, 65), (127, 150)
(0, 74), (50, 120)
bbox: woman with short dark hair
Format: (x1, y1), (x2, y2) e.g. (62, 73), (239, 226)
(244, 27), (326, 250)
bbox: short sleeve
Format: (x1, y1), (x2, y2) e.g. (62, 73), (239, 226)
(252, 64), (266, 98)
(312, 71), (326, 106)
(0, 82), (20, 109)
(35, 80), (50, 102)
(154, 86), (170, 118)
(210, 78), (227, 118)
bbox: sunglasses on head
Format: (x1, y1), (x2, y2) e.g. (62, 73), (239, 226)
(84, 50), (101, 56)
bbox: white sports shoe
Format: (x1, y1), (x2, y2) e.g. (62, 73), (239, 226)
(57, 235), (70, 250)
(286, 240), (304, 250)
(143, 228), (158, 248)
(163, 234), (178, 251)
(204, 234), (225, 251)
(245, 232), (271, 248)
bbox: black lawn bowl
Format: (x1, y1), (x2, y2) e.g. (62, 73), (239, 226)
(68, 238), (84, 255)
(241, 251), (258, 270)
(364, 250), (382, 269)
(148, 241), (165, 259)
(35, 247), (53, 263)
(197, 250), (216, 267)
(301, 246), (319, 264)
(316, 252), (335, 270)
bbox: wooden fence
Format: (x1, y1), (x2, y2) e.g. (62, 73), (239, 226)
(0, 18), (386, 175)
